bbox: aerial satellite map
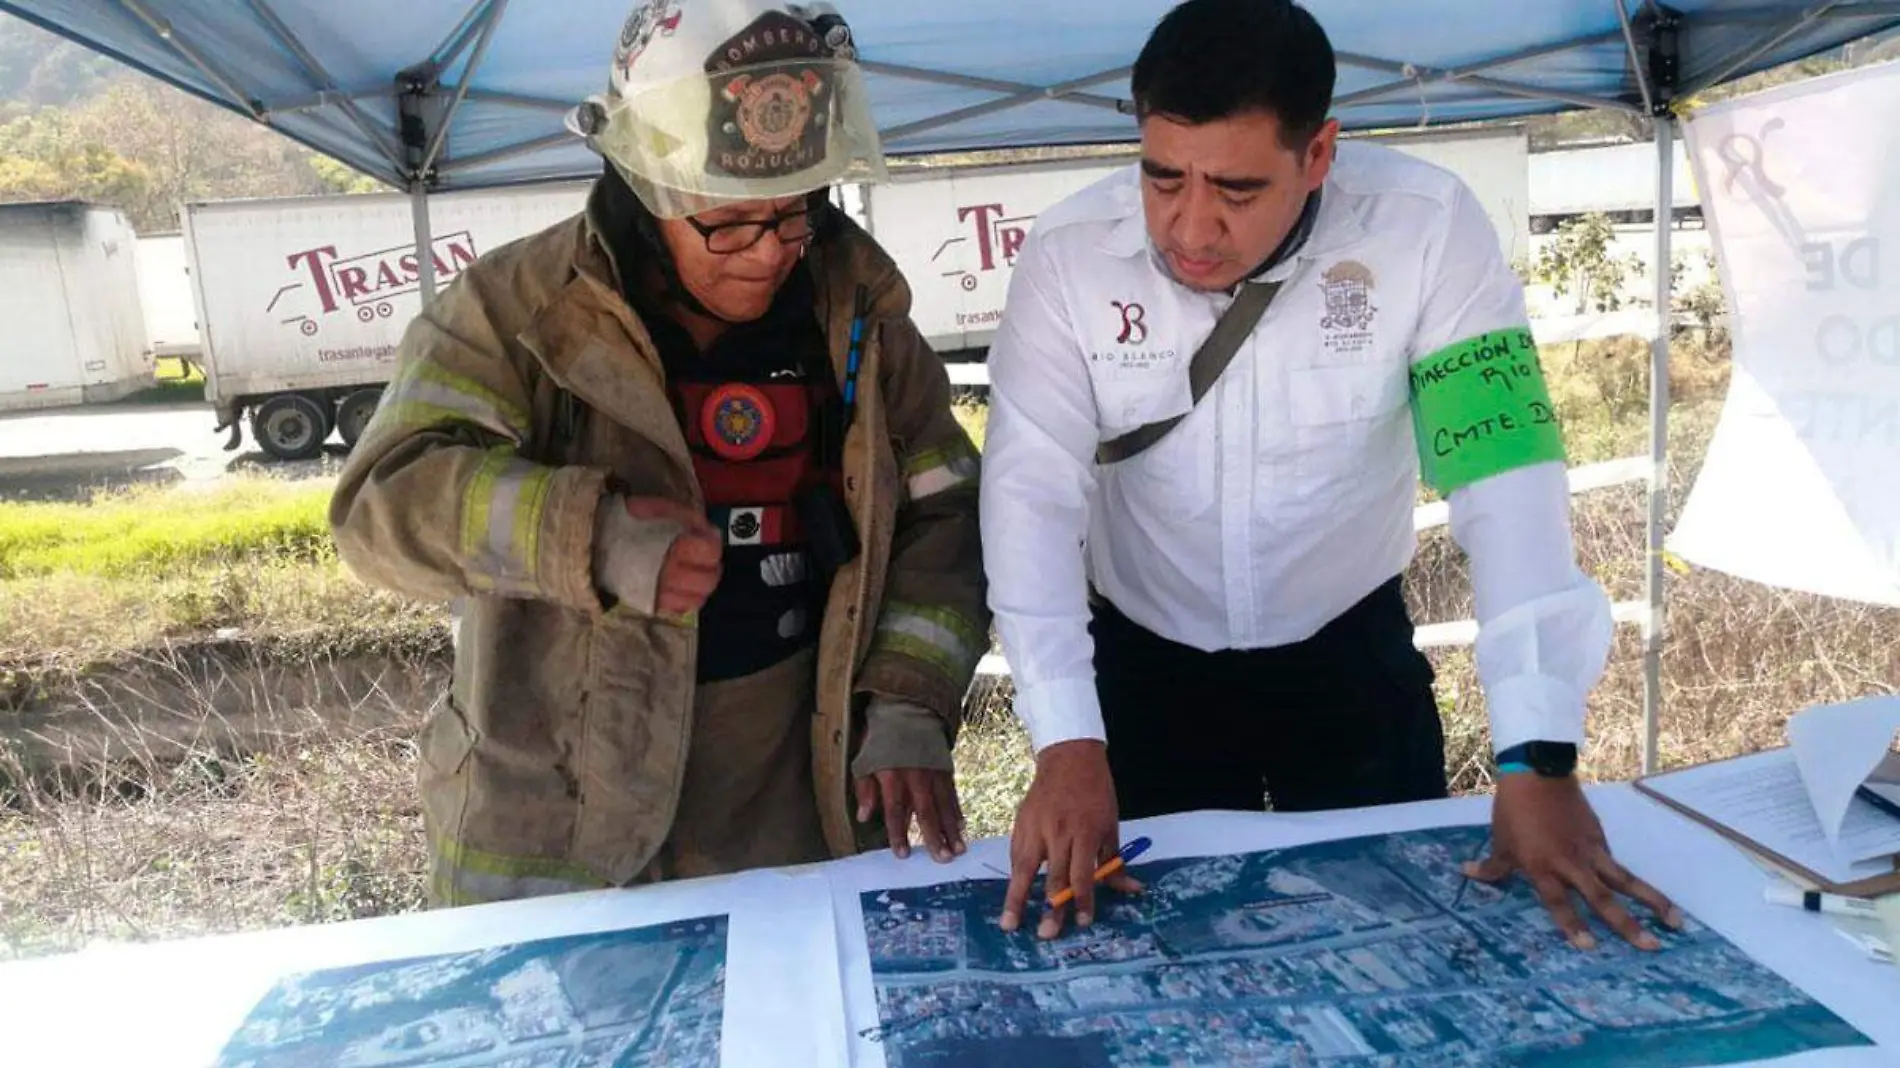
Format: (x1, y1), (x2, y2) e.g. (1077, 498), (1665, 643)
(859, 827), (1872, 1068)
(215, 914), (728, 1067)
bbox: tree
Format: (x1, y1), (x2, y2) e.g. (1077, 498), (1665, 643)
(310, 155), (387, 195)
(0, 108), (154, 217)
(1533, 213), (1646, 314)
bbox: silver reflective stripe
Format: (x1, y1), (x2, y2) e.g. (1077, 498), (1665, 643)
(462, 454), (554, 595)
(874, 603), (985, 678)
(907, 454), (978, 500)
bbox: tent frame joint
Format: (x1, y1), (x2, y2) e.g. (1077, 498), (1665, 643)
(1637, 3), (1686, 115)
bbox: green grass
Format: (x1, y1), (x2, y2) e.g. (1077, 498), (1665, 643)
(952, 397), (988, 451)
(0, 479), (333, 580)
(154, 356), (205, 385)
(116, 356), (208, 405)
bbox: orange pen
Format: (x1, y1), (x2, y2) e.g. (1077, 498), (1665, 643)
(1046, 836), (1152, 909)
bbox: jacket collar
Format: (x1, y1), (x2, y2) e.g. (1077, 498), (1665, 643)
(517, 181), (912, 457)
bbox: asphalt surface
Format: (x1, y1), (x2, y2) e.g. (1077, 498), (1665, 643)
(0, 402), (343, 501)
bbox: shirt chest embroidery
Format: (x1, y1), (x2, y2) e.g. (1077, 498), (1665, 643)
(1087, 297), (1182, 375)
(1319, 259), (1379, 360)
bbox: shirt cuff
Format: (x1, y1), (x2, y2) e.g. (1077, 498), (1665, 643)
(851, 698), (953, 777)
(1013, 675), (1105, 755)
(1474, 579), (1612, 755)
(1484, 674), (1588, 753)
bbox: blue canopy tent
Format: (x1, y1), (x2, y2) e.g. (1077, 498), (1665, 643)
(6, 0), (1898, 772)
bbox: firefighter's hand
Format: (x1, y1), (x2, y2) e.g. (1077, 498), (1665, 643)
(592, 494), (722, 617)
(852, 699), (964, 862)
(623, 497), (723, 617)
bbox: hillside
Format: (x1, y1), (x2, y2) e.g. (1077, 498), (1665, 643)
(0, 15), (385, 232)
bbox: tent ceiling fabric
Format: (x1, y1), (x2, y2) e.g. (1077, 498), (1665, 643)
(3, 1), (1897, 191)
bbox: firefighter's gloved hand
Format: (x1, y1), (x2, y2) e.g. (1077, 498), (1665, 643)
(852, 698), (964, 863)
(591, 493), (723, 618)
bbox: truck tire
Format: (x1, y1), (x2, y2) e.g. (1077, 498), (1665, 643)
(251, 393), (329, 462)
(336, 388), (383, 449)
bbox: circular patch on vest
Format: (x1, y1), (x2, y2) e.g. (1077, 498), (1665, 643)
(700, 384), (777, 462)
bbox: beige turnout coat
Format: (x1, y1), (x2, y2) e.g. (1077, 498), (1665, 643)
(329, 183), (988, 904)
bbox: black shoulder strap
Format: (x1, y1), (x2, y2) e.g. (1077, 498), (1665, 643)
(1095, 279), (1283, 465)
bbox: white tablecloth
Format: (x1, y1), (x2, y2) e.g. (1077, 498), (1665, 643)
(1, 784), (1895, 1067)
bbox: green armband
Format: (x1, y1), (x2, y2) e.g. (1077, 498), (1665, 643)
(1408, 328), (1566, 494)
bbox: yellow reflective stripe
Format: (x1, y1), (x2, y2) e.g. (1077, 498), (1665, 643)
(379, 359), (530, 439)
(871, 601), (986, 679)
(459, 448), (555, 595)
(430, 835), (606, 905)
(512, 455), (554, 583)
(904, 441), (979, 500)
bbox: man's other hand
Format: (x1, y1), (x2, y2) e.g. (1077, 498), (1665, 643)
(1467, 773), (1685, 950)
(1000, 740), (1143, 940)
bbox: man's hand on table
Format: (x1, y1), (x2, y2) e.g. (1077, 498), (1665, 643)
(1468, 772), (1686, 950)
(1000, 740), (1144, 940)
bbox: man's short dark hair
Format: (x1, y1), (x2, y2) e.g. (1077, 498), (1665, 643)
(1131, 0), (1336, 147)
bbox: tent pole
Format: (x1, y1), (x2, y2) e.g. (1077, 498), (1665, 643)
(1643, 115), (1675, 775)
(411, 181), (437, 308)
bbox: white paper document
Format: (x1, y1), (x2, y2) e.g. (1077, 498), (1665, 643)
(1642, 748), (1893, 886)
(0, 867), (846, 1068)
(1640, 695), (1900, 884)
(1787, 695), (1900, 865)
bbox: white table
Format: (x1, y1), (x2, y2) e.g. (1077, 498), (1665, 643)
(2, 785), (1895, 1067)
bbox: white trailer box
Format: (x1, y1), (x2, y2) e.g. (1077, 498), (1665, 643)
(1361, 125), (1532, 268)
(182, 183), (590, 459)
(1529, 140), (1698, 227)
(855, 157), (1137, 354)
(0, 202), (153, 413)
(849, 127), (1531, 359)
(134, 232), (203, 362)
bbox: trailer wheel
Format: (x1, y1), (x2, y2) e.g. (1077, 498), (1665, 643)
(336, 388), (383, 449)
(251, 393), (329, 462)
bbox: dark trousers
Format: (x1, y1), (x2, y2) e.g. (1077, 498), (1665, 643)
(1093, 576), (1448, 819)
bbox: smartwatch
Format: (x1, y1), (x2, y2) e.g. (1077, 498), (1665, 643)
(1495, 741), (1577, 778)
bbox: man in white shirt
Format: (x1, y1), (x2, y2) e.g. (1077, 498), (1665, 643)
(982, 0), (1684, 949)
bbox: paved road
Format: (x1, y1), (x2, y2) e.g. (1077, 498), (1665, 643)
(0, 402), (342, 500)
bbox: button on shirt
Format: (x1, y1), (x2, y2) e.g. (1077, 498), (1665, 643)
(980, 143), (1614, 759)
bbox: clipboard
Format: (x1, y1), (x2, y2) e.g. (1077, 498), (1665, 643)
(1634, 753), (1900, 899)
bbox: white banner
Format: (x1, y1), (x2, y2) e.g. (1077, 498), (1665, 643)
(1672, 61), (1900, 606)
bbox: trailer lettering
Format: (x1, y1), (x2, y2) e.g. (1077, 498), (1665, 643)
(286, 246), (342, 314)
(337, 265), (373, 301)
(954, 202), (1033, 273)
(274, 233), (482, 335)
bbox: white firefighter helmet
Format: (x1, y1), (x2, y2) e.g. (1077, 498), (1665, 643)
(567, 0), (886, 219)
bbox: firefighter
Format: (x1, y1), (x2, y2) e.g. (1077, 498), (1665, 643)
(330, 0), (987, 905)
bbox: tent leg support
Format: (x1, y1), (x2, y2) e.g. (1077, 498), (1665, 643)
(411, 181), (437, 307)
(1642, 116), (1676, 775)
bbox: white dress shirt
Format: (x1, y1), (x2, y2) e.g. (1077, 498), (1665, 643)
(980, 142), (1614, 758)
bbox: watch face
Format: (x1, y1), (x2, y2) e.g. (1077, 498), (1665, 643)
(1528, 742), (1578, 776)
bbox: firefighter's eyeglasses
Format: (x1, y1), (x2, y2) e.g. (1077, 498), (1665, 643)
(686, 209), (815, 255)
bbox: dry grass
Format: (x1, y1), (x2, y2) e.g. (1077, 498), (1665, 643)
(1, 646), (440, 961)
(3, 334), (1895, 961)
